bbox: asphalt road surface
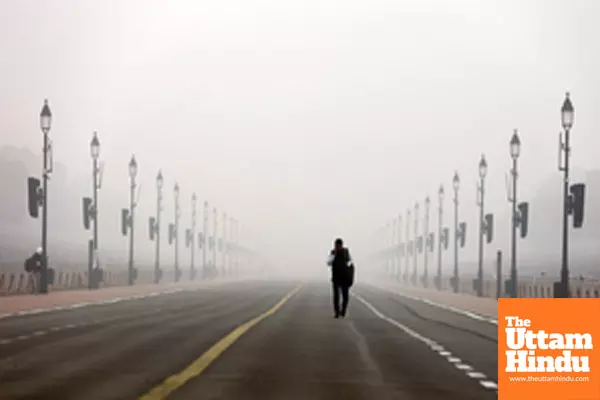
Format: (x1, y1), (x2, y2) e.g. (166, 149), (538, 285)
(0, 280), (498, 399)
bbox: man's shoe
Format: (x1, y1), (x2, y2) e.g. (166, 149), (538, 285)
(334, 312), (340, 318)
(340, 309), (346, 317)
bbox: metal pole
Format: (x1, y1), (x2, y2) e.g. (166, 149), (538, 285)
(93, 157), (99, 253)
(90, 157), (98, 290)
(560, 127), (570, 297)
(497, 250), (502, 299)
(477, 178), (485, 297)
(191, 195), (196, 279)
(213, 207), (218, 275)
(40, 132), (49, 294)
(391, 220), (396, 278)
(174, 192), (180, 282)
(128, 175), (135, 286)
(413, 204), (419, 285)
(155, 184), (162, 284)
(397, 216), (402, 282)
(423, 201), (429, 288)
(203, 201), (208, 278)
(510, 157), (518, 297)
(222, 212), (227, 277)
(437, 197), (443, 290)
(453, 189), (459, 293)
(405, 210), (410, 282)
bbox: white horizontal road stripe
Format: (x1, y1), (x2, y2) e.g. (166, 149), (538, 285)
(456, 364), (474, 371)
(468, 372), (487, 379)
(353, 293), (497, 392)
(480, 381), (498, 390)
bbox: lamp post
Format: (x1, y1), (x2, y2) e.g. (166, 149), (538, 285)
(39, 100), (52, 294)
(86, 132), (102, 289)
(228, 216), (234, 275)
(559, 92), (574, 298)
(230, 218), (236, 276)
(189, 193), (197, 280)
(203, 201), (208, 279)
(452, 171), (460, 293)
(476, 154), (488, 297)
(173, 183), (181, 282)
(90, 133), (100, 255)
(405, 208), (411, 283)
(386, 220), (396, 278)
(396, 214), (402, 281)
(413, 202), (419, 285)
(509, 131), (521, 297)
(213, 207), (218, 276)
(153, 170), (163, 283)
(221, 212), (227, 277)
(423, 196), (430, 287)
(437, 185), (444, 290)
(127, 155), (138, 286)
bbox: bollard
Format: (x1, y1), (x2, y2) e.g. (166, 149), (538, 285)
(496, 250), (502, 299)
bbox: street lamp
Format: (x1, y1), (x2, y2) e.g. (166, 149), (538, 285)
(39, 100), (52, 293)
(452, 171), (460, 293)
(221, 212), (227, 277)
(149, 169), (163, 284)
(436, 185), (445, 290)
(186, 193), (197, 281)
(171, 182), (181, 282)
(476, 155), (487, 297)
(422, 196), (431, 287)
(396, 214), (403, 282)
(509, 130), (521, 298)
(127, 155), (138, 285)
(203, 200), (209, 279)
(84, 131), (103, 289)
(476, 154), (495, 297)
(557, 92), (586, 298)
(404, 208), (411, 283)
(413, 202), (419, 285)
(213, 207), (218, 276)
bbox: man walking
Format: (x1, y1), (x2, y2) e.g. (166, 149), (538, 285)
(326, 238), (355, 318)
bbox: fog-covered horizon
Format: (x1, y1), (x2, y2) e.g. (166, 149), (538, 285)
(2, 0), (600, 279)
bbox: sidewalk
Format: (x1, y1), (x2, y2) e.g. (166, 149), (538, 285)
(0, 279), (237, 316)
(364, 279), (497, 319)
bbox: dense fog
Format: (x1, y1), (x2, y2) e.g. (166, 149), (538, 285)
(1, 0), (600, 281)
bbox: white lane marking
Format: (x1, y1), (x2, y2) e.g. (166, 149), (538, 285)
(480, 381), (498, 390)
(33, 330), (47, 336)
(456, 364), (474, 371)
(365, 282), (498, 325)
(439, 351), (451, 356)
(65, 324), (76, 329)
(0, 339), (11, 345)
(468, 372), (487, 379)
(16, 335), (29, 340)
(353, 293), (497, 392)
(50, 326), (61, 331)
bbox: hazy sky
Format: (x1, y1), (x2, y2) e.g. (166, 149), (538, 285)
(1, 0), (599, 273)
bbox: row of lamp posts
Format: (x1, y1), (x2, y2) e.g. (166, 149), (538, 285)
(26, 99), (245, 293)
(372, 92), (586, 298)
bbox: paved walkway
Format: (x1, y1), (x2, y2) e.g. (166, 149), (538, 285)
(364, 279), (497, 318)
(0, 279), (237, 315)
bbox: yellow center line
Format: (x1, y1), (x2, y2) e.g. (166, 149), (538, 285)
(138, 284), (303, 400)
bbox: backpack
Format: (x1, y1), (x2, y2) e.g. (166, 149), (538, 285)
(24, 256), (34, 272)
(341, 248), (355, 288)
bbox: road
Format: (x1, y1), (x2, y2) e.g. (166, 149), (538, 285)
(0, 280), (498, 399)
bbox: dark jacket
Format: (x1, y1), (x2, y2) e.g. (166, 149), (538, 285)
(327, 248), (354, 285)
